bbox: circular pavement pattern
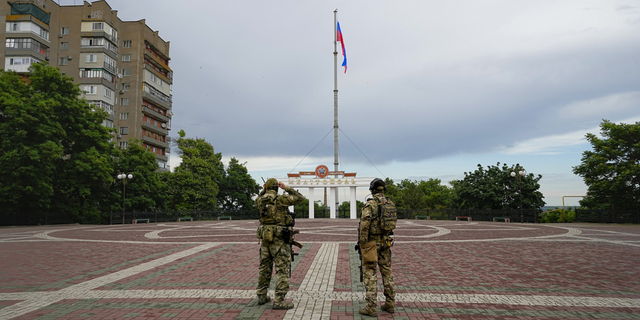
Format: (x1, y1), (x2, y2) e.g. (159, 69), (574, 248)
(1, 219), (639, 320)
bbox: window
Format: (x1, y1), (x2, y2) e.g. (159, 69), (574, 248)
(103, 119), (113, 128)
(60, 42), (68, 50)
(9, 22), (19, 31)
(83, 85), (97, 94)
(122, 68), (130, 76)
(8, 57), (33, 65)
(121, 83), (130, 91)
(119, 141), (128, 149)
(123, 40), (132, 48)
(120, 112), (129, 120)
(92, 22), (104, 30)
(59, 57), (68, 66)
(119, 127), (129, 135)
(120, 98), (129, 106)
(104, 88), (113, 98)
(39, 28), (49, 40)
(80, 69), (113, 83)
(6, 38), (49, 56)
(81, 38), (105, 46)
(104, 55), (115, 65)
(150, 73), (157, 83)
(159, 79), (164, 87)
(86, 54), (97, 63)
(122, 54), (131, 62)
(61, 27), (69, 35)
(90, 101), (114, 115)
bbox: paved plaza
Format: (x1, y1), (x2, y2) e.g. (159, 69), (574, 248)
(0, 219), (639, 319)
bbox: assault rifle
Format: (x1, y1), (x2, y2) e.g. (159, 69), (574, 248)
(282, 211), (303, 278)
(354, 243), (363, 282)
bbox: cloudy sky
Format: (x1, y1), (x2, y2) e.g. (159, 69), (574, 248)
(83, 0), (640, 205)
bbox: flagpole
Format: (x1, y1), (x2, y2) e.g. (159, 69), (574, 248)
(333, 9), (339, 217)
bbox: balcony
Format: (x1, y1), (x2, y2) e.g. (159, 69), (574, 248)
(142, 83), (172, 110)
(142, 106), (170, 122)
(80, 38), (118, 58)
(5, 24), (49, 43)
(103, 62), (117, 74)
(5, 39), (49, 61)
(80, 31), (118, 46)
(78, 77), (115, 89)
(143, 63), (171, 85)
(6, 14), (48, 30)
(142, 121), (168, 136)
(144, 50), (171, 73)
(142, 135), (168, 149)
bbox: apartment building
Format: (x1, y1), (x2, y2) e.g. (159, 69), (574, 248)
(1, 0), (172, 171)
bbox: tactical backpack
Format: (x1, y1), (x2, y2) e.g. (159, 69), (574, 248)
(258, 193), (294, 226)
(376, 196), (397, 234)
(258, 193), (277, 224)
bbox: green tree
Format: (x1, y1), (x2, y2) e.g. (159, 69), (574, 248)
(111, 141), (166, 214)
(338, 200), (364, 218)
(0, 64), (115, 220)
(454, 162), (545, 210)
(383, 177), (399, 199)
(217, 157), (260, 211)
(385, 178), (456, 210)
(418, 178), (457, 209)
(165, 130), (222, 211)
(293, 198), (309, 217)
(397, 179), (425, 209)
(295, 199), (329, 218)
(573, 120), (640, 209)
(539, 207), (576, 223)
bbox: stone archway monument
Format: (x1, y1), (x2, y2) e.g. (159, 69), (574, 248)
(278, 165), (373, 219)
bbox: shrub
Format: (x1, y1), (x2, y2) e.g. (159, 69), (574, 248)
(540, 207), (575, 223)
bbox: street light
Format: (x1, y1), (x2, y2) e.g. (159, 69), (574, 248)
(510, 169), (526, 223)
(117, 172), (134, 224)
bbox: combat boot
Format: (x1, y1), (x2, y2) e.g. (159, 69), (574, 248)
(381, 302), (394, 313)
(273, 300), (294, 310)
(257, 296), (271, 305)
(359, 305), (377, 317)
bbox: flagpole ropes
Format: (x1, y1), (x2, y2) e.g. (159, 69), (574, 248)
(333, 9), (340, 216)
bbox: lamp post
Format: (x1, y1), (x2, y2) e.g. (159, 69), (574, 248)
(510, 168), (526, 223)
(117, 172), (134, 224)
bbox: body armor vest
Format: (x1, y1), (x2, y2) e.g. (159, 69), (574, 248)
(258, 193), (293, 226)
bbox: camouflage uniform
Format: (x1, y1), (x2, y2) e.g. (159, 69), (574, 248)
(255, 179), (305, 308)
(359, 190), (396, 314)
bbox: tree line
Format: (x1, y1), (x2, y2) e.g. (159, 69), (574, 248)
(2, 65), (638, 224)
(0, 64), (259, 223)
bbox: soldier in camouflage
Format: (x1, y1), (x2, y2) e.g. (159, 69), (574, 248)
(255, 178), (306, 310)
(358, 178), (396, 317)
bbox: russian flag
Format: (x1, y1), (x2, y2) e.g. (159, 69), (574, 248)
(337, 21), (347, 73)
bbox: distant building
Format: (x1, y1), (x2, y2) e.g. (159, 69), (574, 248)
(1, 0), (173, 171)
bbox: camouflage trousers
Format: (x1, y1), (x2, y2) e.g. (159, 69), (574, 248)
(363, 242), (395, 308)
(256, 238), (291, 301)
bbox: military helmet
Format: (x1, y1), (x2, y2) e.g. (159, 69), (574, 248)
(369, 178), (386, 192)
(264, 178), (279, 191)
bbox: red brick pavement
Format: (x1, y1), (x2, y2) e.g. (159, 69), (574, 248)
(0, 220), (639, 320)
(0, 241), (185, 293)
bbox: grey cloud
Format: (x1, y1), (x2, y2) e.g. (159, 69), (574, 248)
(106, 0), (640, 168)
